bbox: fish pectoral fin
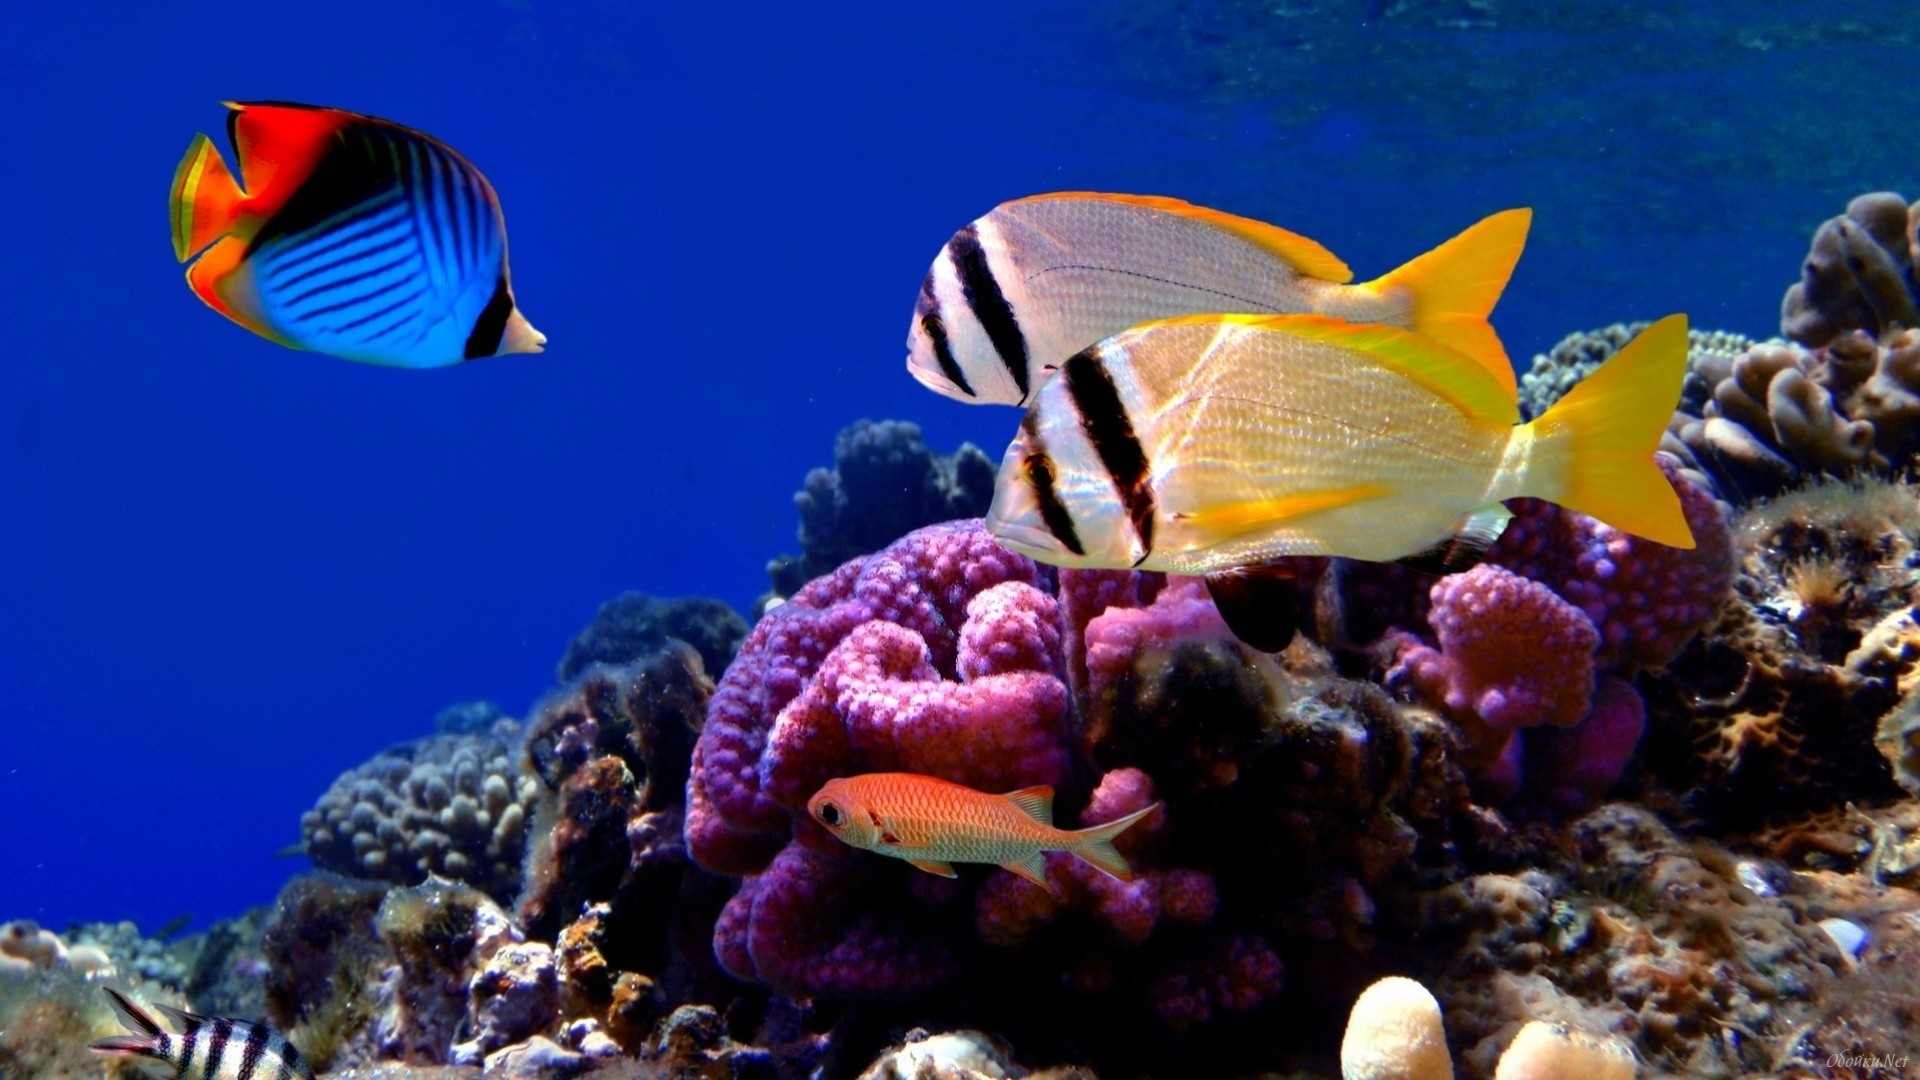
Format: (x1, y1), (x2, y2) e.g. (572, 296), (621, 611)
(1002, 785), (1054, 826)
(1172, 485), (1391, 547)
(1001, 852), (1054, 892)
(1395, 504), (1513, 575)
(1204, 563), (1304, 653)
(905, 857), (957, 879)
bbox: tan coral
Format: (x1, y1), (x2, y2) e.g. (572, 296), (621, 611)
(1342, 975), (1454, 1080)
(1781, 192), (1920, 349)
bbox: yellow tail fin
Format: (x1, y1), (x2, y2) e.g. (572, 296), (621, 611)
(1368, 207), (1531, 399)
(1524, 313), (1695, 549)
(170, 133), (244, 263)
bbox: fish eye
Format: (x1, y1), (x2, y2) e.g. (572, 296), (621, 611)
(816, 802), (842, 826)
(1023, 454), (1054, 486)
(920, 313), (948, 343)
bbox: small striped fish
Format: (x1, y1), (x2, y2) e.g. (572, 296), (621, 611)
(170, 101), (543, 368)
(808, 773), (1159, 891)
(906, 192), (1529, 407)
(90, 986), (314, 1080)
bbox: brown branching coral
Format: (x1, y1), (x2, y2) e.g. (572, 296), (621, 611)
(1781, 192), (1920, 349)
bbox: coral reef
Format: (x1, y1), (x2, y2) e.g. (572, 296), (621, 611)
(299, 718), (539, 905)
(1638, 477), (1915, 827)
(1410, 802), (1856, 1078)
(29, 292), (1920, 1076)
(516, 641), (712, 980)
(1365, 459), (1733, 809)
(766, 419), (996, 597)
(1781, 192), (1920, 350)
(1517, 321), (1754, 422)
(555, 590), (748, 684)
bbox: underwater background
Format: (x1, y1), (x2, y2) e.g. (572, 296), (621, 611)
(6, 2), (1920, 1077)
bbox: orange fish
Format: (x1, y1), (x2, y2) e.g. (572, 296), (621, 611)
(807, 772), (1160, 891)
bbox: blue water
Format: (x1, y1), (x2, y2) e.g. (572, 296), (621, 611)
(1, 1), (1913, 932)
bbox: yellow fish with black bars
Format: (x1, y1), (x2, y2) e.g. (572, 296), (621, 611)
(986, 313), (1696, 652)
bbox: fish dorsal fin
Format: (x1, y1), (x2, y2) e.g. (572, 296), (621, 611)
(101, 987), (161, 1038)
(1152, 313), (1520, 427)
(1396, 505), (1513, 574)
(221, 101), (351, 212)
(153, 1001), (209, 1030)
(1172, 485), (1391, 546)
(1204, 564), (1303, 653)
(1019, 192), (1354, 283)
(1003, 785), (1054, 826)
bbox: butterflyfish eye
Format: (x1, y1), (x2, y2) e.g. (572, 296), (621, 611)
(817, 802), (843, 826)
(1024, 454), (1054, 487)
(921, 313), (947, 343)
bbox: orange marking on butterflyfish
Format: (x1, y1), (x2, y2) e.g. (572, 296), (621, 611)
(220, 101), (352, 216)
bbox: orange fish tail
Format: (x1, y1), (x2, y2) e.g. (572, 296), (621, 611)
(1368, 207), (1531, 397)
(1066, 802), (1161, 882)
(170, 133), (243, 262)
(1522, 313), (1696, 549)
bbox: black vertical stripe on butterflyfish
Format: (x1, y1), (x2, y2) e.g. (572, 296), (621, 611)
(203, 1018), (234, 1078)
(248, 121), (402, 258)
(464, 274), (516, 359)
(276, 1034), (310, 1080)
(1019, 411), (1084, 556)
(949, 225), (1029, 399)
(235, 1022), (271, 1080)
(176, 1024), (197, 1078)
(1062, 348), (1155, 555)
(917, 277), (974, 397)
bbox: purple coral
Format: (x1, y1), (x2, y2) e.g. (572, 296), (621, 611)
(1391, 564), (1599, 743)
(1382, 462), (1730, 805)
(687, 521), (1217, 1002)
(1488, 457), (1734, 671)
(687, 522), (1053, 876)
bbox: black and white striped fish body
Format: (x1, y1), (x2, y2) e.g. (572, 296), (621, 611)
(906, 192), (1530, 407)
(90, 986), (315, 1080)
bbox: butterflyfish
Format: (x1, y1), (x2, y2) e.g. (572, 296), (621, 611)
(170, 101), (543, 368)
(906, 192), (1530, 406)
(986, 312), (1698, 652)
(808, 773), (1160, 891)
(90, 986), (315, 1080)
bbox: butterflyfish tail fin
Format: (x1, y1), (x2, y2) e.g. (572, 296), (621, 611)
(1067, 802), (1161, 882)
(1369, 207), (1531, 399)
(170, 132), (244, 262)
(1524, 313), (1696, 549)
